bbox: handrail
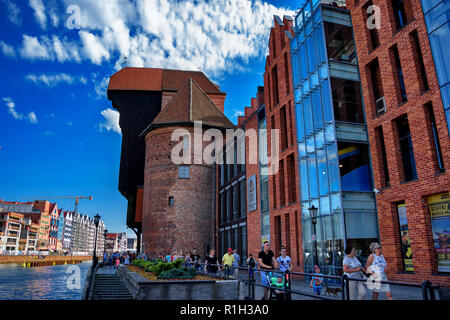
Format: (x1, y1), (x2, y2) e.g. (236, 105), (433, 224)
(188, 261), (439, 300)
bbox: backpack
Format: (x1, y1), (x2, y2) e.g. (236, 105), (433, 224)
(248, 257), (256, 267)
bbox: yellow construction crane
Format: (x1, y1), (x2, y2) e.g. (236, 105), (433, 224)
(23, 196), (93, 213)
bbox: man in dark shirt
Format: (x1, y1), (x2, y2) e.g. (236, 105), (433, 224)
(258, 241), (277, 300)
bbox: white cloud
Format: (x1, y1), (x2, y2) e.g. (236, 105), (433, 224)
(99, 108), (121, 134)
(19, 35), (51, 60)
(233, 110), (244, 118)
(2, 97), (38, 124)
(79, 31), (111, 65)
(16, 0), (293, 78)
(0, 41), (15, 58)
(2, 0), (21, 25)
(29, 0), (47, 29)
(26, 73), (87, 87)
(28, 112), (38, 124)
(67, 121), (73, 126)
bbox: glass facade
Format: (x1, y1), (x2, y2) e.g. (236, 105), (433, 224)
(291, 0), (379, 278)
(421, 0), (450, 136)
(218, 134), (247, 262)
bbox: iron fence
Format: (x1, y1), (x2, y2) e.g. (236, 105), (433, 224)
(188, 262), (440, 300)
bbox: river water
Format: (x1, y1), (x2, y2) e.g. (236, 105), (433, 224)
(0, 261), (92, 300)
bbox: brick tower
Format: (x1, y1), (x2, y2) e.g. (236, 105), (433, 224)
(140, 78), (234, 257)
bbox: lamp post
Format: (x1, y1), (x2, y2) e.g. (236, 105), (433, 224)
(93, 214), (100, 267)
(309, 205), (319, 267)
(103, 229), (108, 258)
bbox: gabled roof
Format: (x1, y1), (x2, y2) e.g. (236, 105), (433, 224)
(107, 67), (224, 95)
(140, 78), (234, 137)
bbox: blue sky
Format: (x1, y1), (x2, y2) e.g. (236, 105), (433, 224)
(0, 0), (302, 237)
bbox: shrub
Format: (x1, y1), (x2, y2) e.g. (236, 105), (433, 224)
(158, 267), (196, 280)
(146, 259), (186, 275)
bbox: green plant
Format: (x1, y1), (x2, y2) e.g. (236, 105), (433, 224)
(158, 267), (196, 279)
(145, 259), (186, 275)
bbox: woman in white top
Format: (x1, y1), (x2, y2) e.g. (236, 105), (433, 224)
(366, 242), (393, 300)
(343, 246), (367, 300)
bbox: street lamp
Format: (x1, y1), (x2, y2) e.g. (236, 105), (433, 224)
(309, 205), (319, 267)
(93, 214), (100, 267)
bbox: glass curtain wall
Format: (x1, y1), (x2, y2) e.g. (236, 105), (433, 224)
(291, 0), (378, 278)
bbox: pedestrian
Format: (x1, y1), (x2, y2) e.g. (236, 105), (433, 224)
(165, 252), (171, 263)
(103, 252), (108, 265)
(186, 252), (192, 268)
(309, 265), (323, 297)
(276, 246), (291, 280)
(366, 242), (393, 300)
(232, 249), (240, 278)
(247, 253), (256, 278)
(204, 249), (221, 276)
(258, 241), (277, 300)
(191, 249), (201, 271)
(124, 253), (130, 265)
(222, 248), (235, 278)
(114, 256), (120, 270)
(343, 246), (367, 300)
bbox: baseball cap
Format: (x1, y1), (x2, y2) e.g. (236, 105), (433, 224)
(314, 265), (319, 269)
(228, 248), (233, 252)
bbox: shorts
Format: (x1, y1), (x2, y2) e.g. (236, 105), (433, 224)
(260, 271), (269, 286)
(313, 287), (321, 295)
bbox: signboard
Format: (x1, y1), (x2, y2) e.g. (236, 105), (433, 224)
(247, 175), (257, 212)
(397, 203), (413, 272)
(428, 192), (450, 273)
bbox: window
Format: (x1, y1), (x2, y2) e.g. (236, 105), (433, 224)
(396, 116), (417, 181)
(324, 22), (356, 63)
(272, 175), (277, 209)
(272, 65), (279, 107)
(390, 44), (407, 103)
(392, 0), (410, 30)
(239, 180), (246, 218)
(367, 59), (385, 115)
(410, 30), (429, 92)
(232, 185), (238, 220)
(280, 106), (288, 150)
(279, 159), (286, 206)
(425, 103), (445, 172)
(427, 192), (450, 273)
(338, 142), (373, 191)
(364, 1), (380, 50)
(396, 202), (414, 272)
(375, 126), (390, 188)
(287, 154), (297, 203)
(226, 189), (232, 222)
(331, 78), (365, 123)
(178, 166), (190, 179)
(284, 52), (290, 95)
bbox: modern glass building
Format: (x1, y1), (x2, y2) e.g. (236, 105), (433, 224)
(289, 0), (379, 276)
(421, 0), (450, 136)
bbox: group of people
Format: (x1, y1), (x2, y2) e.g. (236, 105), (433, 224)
(102, 251), (134, 270)
(130, 241), (392, 300)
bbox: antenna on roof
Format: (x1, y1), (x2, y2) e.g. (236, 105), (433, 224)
(122, 56), (128, 68)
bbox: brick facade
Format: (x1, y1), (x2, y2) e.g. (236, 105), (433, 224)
(142, 126), (216, 257)
(347, 0), (450, 285)
(265, 16), (304, 271)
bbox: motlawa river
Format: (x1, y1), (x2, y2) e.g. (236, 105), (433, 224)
(0, 261), (91, 300)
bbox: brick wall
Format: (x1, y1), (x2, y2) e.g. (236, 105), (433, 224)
(264, 16), (304, 271)
(347, 0), (450, 285)
(142, 126), (216, 258)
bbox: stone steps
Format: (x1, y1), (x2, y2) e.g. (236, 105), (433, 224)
(90, 272), (133, 300)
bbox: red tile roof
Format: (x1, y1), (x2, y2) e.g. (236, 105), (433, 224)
(141, 78), (234, 136)
(107, 67), (224, 95)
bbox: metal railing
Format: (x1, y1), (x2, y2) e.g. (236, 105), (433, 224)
(187, 262), (439, 300)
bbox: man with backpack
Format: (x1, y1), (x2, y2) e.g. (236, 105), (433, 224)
(247, 253), (256, 278)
